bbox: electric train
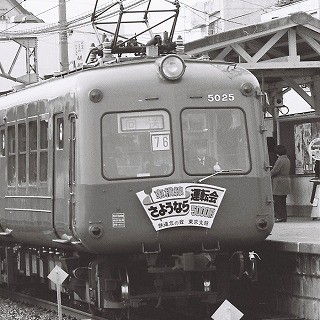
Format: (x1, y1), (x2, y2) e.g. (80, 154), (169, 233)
(0, 34), (273, 318)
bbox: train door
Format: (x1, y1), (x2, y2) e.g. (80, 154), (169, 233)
(53, 113), (74, 239)
(69, 113), (76, 236)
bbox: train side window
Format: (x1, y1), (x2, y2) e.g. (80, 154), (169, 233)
(29, 120), (37, 184)
(56, 117), (64, 150)
(40, 119), (48, 182)
(7, 125), (16, 186)
(18, 123), (27, 184)
(0, 129), (5, 157)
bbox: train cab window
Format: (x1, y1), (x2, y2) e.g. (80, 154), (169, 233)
(7, 125), (16, 186)
(29, 120), (37, 184)
(102, 110), (173, 179)
(0, 129), (5, 157)
(18, 123), (27, 184)
(182, 108), (250, 175)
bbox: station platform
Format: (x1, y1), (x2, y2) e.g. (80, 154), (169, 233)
(266, 217), (320, 254)
(257, 217), (320, 320)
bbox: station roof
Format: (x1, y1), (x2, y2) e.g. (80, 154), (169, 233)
(2, 0), (43, 23)
(185, 11), (320, 95)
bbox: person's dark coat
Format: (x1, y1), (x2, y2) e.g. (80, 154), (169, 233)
(271, 155), (291, 195)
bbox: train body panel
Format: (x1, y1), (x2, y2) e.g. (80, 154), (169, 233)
(71, 59), (272, 253)
(0, 57), (273, 248)
(74, 175), (271, 254)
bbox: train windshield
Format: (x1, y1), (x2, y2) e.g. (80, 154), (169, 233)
(182, 108), (250, 175)
(102, 110), (173, 179)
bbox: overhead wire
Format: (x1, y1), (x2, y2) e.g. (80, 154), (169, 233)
(0, 0), (182, 48)
(180, 1), (246, 27)
(0, 0), (150, 36)
(0, 0), (27, 19)
(0, 0), (68, 35)
(0, 0), (305, 40)
(0, 0), (275, 38)
(239, 0), (271, 10)
(0, 0), (94, 35)
(179, 0), (277, 29)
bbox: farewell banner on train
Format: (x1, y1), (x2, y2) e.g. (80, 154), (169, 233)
(136, 183), (226, 231)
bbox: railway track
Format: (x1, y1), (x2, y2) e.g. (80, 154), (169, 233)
(0, 286), (208, 320)
(0, 287), (106, 320)
(0, 286), (304, 320)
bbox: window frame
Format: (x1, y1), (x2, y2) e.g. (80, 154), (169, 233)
(18, 121), (27, 185)
(39, 117), (49, 182)
(101, 109), (174, 180)
(0, 127), (5, 157)
(28, 117), (38, 185)
(56, 116), (64, 150)
(181, 107), (252, 176)
(7, 124), (16, 186)
(3, 109), (49, 187)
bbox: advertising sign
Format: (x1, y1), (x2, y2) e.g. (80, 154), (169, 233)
(136, 183), (226, 231)
(74, 41), (85, 69)
(308, 137), (320, 161)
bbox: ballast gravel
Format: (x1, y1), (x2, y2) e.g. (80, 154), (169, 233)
(0, 297), (76, 320)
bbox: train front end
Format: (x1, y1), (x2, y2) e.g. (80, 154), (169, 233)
(71, 54), (274, 314)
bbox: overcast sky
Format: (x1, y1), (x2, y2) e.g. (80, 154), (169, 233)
(21, 0), (189, 24)
(22, 0), (118, 23)
(16, 1), (313, 114)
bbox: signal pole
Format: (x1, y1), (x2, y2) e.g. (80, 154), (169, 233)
(59, 0), (69, 72)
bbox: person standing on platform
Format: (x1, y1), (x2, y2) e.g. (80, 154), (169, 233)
(310, 159), (320, 221)
(310, 160), (320, 204)
(271, 144), (291, 222)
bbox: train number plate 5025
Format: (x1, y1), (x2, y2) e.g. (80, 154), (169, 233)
(208, 93), (235, 102)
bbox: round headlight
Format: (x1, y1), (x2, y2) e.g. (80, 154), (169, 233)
(256, 217), (269, 231)
(89, 89), (103, 103)
(240, 83), (254, 96)
(159, 55), (186, 81)
(89, 225), (103, 238)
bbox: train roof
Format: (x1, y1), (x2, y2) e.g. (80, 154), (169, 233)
(0, 52), (259, 113)
(0, 53), (243, 95)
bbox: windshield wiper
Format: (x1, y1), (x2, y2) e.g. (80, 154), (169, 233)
(198, 169), (243, 183)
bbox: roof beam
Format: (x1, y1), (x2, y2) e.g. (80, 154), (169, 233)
(288, 28), (299, 61)
(215, 45), (232, 60)
(230, 43), (252, 62)
(185, 12), (311, 55)
(310, 75), (320, 114)
(247, 40), (283, 59)
(240, 61), (320, 69)
(297, 25), (320, 56)
(252, 29), (288, 63)
(282, 76), (314, 107)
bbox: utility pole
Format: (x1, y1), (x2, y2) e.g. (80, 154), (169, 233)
(59, 0), (69, 72)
